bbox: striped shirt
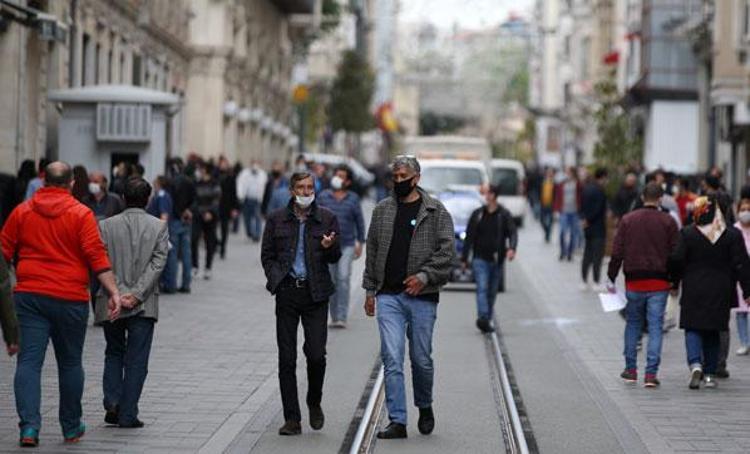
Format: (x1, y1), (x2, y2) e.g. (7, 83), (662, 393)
(317, 189), (366, 247)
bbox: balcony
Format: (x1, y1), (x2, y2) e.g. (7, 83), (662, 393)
(270, 0), (315, 14)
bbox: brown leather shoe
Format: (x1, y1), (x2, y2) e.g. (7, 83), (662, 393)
(278, 420), (302, 436)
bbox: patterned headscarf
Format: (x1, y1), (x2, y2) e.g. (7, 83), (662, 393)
(693, 196), (726, 244)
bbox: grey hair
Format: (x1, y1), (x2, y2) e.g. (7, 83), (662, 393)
(391, 155), (421, 174)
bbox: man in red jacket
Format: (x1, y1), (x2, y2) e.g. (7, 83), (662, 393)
(607, 182), (679, 388)
(1, 161), (123, 447)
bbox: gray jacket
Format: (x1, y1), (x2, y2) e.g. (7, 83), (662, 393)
(96, 208), (169, 323)
(363, 188), (455, 297)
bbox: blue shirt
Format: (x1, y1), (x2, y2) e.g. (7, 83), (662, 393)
(317, 189), (365, 247)
(291, 221), (307, 278)
(147, 190), (173, 220)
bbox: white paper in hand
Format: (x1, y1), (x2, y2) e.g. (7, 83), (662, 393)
(599, 292), (627, 312)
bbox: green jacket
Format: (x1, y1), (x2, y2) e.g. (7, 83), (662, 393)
(0, 256), (19, 345)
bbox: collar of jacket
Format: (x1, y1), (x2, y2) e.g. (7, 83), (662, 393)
(122, 207), (147, 214)
(284, 199), (322, 223)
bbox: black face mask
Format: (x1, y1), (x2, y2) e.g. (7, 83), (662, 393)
(271, 170), (281, 179)
(393, 177), (415, 198)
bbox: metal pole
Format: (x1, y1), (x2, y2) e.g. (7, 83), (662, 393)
(298, 104), (305, 155)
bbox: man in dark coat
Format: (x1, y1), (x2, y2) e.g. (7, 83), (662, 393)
(261, 171), (341, 436)
(580, 168), (608, 291)
(671, 196), (750, 389)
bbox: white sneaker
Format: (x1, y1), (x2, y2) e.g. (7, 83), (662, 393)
(703, 375), (718, 389)
(579, 283), (590, 292)
(203, 269), (212, 280)
(689, 366), (703, 389)
(737, 346), (750, 356)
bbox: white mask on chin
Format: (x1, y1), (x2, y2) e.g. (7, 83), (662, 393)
(295, 194), (315, 208)
(331, 176), (344, 190)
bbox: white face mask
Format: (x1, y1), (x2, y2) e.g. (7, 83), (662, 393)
(331, 176), (344, 190)
(739, 211), (750, 225)
(194, 170), (203, 181)
(88, 182), (102, 195)
(295, 194), (315, 208)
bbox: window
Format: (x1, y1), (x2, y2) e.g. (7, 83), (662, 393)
(744, 0), (750, 39)
(132, 54), (142, 86)
(120, 51), (125, 84)
(82, 33), (90, 85)
(94, 43), (100, 84)
(107, 49), (113, 83)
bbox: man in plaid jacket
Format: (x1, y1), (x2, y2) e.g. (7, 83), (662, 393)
(363, 156), (455, 440)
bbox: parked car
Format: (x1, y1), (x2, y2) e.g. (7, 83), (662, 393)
(488, 159), (526, 226)
(419, 159), (489, 196)
(437, 189), (483, 284)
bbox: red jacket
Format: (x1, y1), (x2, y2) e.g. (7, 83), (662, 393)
(1, 187), (111, 302)
(553, 181), (582, 213)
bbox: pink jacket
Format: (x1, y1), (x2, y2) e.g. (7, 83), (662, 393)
(735, 222), (750, 312)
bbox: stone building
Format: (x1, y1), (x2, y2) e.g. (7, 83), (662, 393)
(0, 0), (191, 174)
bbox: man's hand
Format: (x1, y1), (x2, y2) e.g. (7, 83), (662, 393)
(108, 292), (122, 321)
(404, 275), (426, 296)
(606, 280), (617, 294)
(354, 241), (363, 259)
(364, 296), (376, 317)
(121, 293), (141, 309)
(321, 232), (337, 249)
(6, 343), (18, 356)
(231, 209), (240, 219)
(506, 249), (516, 261)
(581, 219), (589, 229)
(203, 212), (213, 222)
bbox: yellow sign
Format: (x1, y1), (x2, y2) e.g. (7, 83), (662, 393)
(292, 85), (309, 104)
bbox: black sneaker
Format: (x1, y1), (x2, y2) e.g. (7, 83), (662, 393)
(278, 420), (302, 436)
(104, 406), (119, 425)
(118, 419), (144, 429)
(178, 287), (191, 294)
(716, 368), (730, 379)
(377, 422), (407, 439)
(476, 319), (495, 334)
(620, 369), (637, 384)
(418, 407), (435, 435)
(309, 405), (324, 430)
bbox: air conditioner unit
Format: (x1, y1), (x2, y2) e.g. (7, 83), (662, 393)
(97, 103), (152, 142)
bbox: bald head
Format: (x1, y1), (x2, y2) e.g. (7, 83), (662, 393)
(44, 161), (73, 188)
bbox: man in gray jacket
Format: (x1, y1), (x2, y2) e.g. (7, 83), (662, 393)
(363, 156), (455, 439)
(96, 177), (169, 428)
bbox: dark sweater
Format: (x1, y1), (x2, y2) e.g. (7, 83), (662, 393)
(581, 182), (607, 238)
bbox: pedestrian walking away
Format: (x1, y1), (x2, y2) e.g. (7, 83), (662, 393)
(218, 157), (240, 258)
(96, 177), (169, 429)
(607, 183), (678, 388)
(261, 171), (341, 436)
(236, 160), (267, 242)
(554, 167), (582, 262)
(461, 183), (517, 333)
(539, 168), (556, 243)
(363, 155), (455, 440)
(191, 163), (221, 281)
(0, 162), (122, 447)
(147, 176), (175, 293)
(580, 168), (609, 292)
(670, 195), (750, 390)
(165, 158), (196, 293)
(318, 165), (366, 328)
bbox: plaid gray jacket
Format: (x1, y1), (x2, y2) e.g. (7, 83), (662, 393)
(363, 188), (455, 297)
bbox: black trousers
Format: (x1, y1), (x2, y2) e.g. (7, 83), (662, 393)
(275, 281), (328, 422)
(582, 236), (606, 284)
(219, 214), (231, 259)
(192, 215), (218, 270)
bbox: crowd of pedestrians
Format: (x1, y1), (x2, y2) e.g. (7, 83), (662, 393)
(527, 163), (750, 390)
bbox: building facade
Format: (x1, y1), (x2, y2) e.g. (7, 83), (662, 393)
(0, 0), (191, 174)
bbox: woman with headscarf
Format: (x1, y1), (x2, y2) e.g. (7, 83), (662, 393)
(671, 195), (750, 389)
(71, 165), (91, 202)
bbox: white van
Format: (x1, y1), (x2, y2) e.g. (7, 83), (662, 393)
(488, 159), (526, 226)
(418, 159), (489, 195)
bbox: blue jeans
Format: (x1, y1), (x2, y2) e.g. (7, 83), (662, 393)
(377, 293), (437, 425)
(472, 258), (500, 321)
(737, 312), (749, 347)
(540, 206), (554, 243)
(329, 245), (355, 322)
(103, 316), (155, 425)
(14, 293), (89, 435)
(167, 219), (192, 290)
(623, 291), (668, 374)
(559, 212), (580, 259)
(242, 198), (262, 240)
(685, 329), (720, 375)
